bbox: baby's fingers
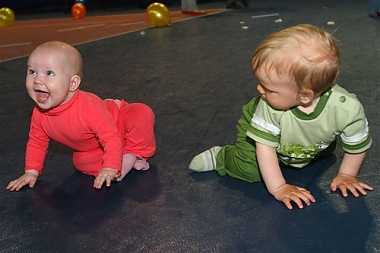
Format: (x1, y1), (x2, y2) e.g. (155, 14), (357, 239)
(6, 180), (19, 191)
(358, 181), (373, 191)
(94, 174), (114, 189)
(283, 191), (315, 209)
(6, 179), (26, 191)
(283, 198), (295, 210)
(295, 191), (315, 208)
(337, 181), (373, 197)
(282, 196), (307, 210)
(93, 176), (105, 189)
(348, 182), (373, 197)
(337, 184), (349, 197)
(105, 177), (112, 187)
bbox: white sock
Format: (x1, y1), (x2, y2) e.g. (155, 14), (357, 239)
(189, 146), (221, 172)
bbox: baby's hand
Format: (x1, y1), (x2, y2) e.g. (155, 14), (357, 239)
(6, 171), (39, 191)
(330, 173), (373, 197)
(93, 168), (118, 189)
(273, 183), (316, 210)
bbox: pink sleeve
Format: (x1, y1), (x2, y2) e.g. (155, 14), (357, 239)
(85, 100), (123, 172)
(25, 107), (50, 174)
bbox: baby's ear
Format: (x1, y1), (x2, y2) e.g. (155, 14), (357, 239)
(299, 88), (314, 105)
(69, 75), (81, 92)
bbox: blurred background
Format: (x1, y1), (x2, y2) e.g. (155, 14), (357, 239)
(0, 0), (175, 12)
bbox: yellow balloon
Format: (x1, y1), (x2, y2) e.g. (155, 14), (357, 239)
(146, 3), (171, 27)
(0, 7), (15, 27)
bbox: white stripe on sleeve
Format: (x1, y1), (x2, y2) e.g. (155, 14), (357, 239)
(251, 115), (281, 135)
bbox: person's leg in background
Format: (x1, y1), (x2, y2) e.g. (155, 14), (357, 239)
(181, 0), (206, 15)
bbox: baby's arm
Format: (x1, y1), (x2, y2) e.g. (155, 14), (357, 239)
(256, 142), (315, 209)
(331, 151), (373, 197)
(88, 100), (123, 189)
(6, 170), (39, 191)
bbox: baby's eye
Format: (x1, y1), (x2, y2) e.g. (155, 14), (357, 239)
(262, 86), (275, 93)
(46, 70), (55, 76)
(27, 69), (36, 75)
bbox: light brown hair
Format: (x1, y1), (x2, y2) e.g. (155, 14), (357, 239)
(252, 24), (340, 94)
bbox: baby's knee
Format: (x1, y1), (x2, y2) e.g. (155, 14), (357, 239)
(128, 103), (155, 122)
(243, 169), (262, 182)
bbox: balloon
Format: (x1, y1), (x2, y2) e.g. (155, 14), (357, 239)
(0, 7), (15, 27)
(146, 3), (171, 27)
(71, 3), (86, 19)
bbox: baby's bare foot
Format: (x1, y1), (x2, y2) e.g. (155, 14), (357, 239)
(134, 156), (150, 170)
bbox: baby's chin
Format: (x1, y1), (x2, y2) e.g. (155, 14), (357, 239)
(266, 102), (288, 111)
(36, 104), (53, 111)
(34, 99), (56, 111)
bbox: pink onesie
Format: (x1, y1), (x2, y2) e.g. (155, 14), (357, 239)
(25, 90), (156, 177)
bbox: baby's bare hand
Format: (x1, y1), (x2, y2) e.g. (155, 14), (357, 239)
(331, 173), (373, 197)
(93, 168), (118, 189)
(273, 184), (315, 210)
(6, 172), (38, 191)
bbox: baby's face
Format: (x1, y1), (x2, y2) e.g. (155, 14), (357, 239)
(26, 47), (75, 110)
(255, 68), (300, 110)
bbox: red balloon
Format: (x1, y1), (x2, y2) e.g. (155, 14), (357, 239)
(71, 3), (86, 19)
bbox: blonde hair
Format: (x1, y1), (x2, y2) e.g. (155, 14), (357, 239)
(252, 24), (340, 94)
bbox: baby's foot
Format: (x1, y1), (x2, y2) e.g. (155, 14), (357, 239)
(117, 153), (136, 181)
(134, 156), (150, 170)
(189, 146), (221, 172)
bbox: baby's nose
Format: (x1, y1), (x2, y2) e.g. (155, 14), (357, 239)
(33, 74), (44, 84)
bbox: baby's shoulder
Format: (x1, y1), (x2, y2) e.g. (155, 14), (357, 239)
(329, 85), (360, 103)
(74, 90), (105, 114)
(324, 84), (362, 111)
(78, 90), (102, 101)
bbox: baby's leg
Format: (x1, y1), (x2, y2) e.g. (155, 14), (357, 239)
(118, 103), (156, 158)
(114, 102), (156, 182)
(189, 144), (261, 183)
(117, 154), (151, 181)
(216, 144), (261, 183)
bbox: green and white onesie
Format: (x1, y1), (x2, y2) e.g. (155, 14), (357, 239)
(215, 84), (372, 182)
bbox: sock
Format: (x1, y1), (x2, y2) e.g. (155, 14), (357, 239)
(189, 146), (221, 172)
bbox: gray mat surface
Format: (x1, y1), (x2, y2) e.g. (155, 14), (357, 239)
(1, 0), (379, 252)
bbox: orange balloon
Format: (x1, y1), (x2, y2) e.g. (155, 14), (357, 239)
(71, 3), (86, 19)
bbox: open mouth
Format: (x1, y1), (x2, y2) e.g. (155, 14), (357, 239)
(35, 89), (50, 103)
